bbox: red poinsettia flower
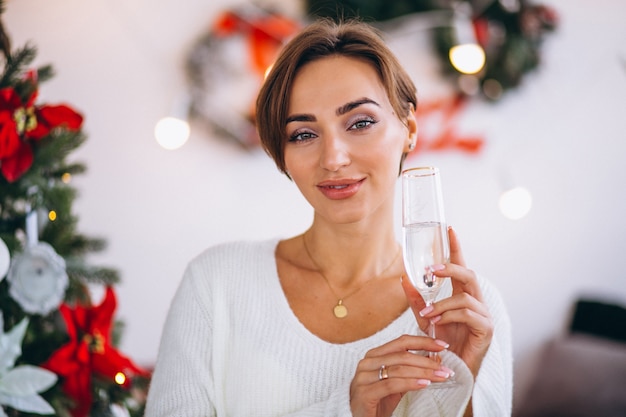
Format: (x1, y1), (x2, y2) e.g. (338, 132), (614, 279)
(0, 74), (83, 182)
(42, 287), (149, 417)
(0, 87), (30, 159)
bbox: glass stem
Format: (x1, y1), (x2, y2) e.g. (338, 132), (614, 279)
(426, 302), (439, 361)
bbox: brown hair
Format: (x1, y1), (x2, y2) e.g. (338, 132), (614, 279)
(255, 18), (417, 175)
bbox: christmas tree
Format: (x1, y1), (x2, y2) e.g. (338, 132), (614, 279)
(0, 2), (150, 416)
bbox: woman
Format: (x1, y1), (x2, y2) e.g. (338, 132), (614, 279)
(145, 19), (512, 417)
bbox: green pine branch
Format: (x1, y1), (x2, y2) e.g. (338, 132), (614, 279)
(0, 43), (37, 88)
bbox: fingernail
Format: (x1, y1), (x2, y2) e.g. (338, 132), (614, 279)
(430, 315), (442, 324)
(434, 339), (449, 349)
(434, 370), (450, 378)
(431, 264), (445, 271)
(417, 379), (431, 387)
(441, 366), (455, 377)
(419, 305), (434, 317)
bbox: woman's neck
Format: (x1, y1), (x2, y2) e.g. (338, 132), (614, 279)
(302, 218), (401, 290)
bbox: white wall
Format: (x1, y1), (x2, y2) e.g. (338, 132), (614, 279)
(5, 0), (626, 410)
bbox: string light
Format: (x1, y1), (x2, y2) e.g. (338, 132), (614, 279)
(48, 210), (57, 221)
(114, 372), (126, 385)
(61, 172), (72, 183)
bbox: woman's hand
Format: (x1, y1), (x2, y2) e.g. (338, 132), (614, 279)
(401, 227), (494, 377)
(350, 335), (454, 417)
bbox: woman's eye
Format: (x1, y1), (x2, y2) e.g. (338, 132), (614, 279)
(288, 130), (316, 143)
(349, 118), (376, 131)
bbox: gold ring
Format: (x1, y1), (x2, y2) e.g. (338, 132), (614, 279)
(378, 365), (389, 381)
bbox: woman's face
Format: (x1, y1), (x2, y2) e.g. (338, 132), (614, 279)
(284, 55), (417, 226)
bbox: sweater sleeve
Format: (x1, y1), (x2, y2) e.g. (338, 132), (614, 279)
(144, 264), (216, 417)
(469, 275), (513, 416)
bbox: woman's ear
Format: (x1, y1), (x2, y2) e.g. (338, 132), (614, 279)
(404, 104), (418, 153)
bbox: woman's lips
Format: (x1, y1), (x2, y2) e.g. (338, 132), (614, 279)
(317, 178), (365, 200)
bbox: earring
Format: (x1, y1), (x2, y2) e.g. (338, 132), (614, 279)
(408, 141), (415, 151)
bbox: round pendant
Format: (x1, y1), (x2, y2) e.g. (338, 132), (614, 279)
(333, 302), (348, 318)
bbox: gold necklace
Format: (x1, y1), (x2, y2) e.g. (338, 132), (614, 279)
(302, 234), (401, 319)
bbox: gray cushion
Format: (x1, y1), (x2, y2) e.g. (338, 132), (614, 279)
(515, 334), (626, 417)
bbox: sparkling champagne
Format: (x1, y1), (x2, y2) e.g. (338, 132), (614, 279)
(402, 221), (449, 302)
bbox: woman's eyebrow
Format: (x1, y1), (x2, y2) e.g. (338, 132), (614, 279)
(286, 114), (315, 124)
(336, 98), (380, 116)
(285, 98), (380, 124)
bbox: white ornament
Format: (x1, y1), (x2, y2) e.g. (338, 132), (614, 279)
(110, 403), (131, 417)
(7, 242), (69, 315)
(0, 317), (57, 416)
(0, 238), (9, 280)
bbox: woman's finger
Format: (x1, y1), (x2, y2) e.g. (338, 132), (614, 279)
(448, 226), (466, 267)
(356, 344), (455, 390)
(432, 307), (493, 335)
(426, 294), (492, 329)
(371, 362), (453, 383)
(433, 263), (476, 286)
(362, 334), (448, 359)
(400, 275), (431, 332)
(422, 292), (490, 321)
(361, 358), (453, 386)
(432, 262), (483, 301)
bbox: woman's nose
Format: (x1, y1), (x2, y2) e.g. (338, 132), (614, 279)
(319, 134), (351, 172)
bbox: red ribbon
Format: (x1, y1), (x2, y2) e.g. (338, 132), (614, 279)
(213, 10), (300, 77)
(410, 93), (484, 157)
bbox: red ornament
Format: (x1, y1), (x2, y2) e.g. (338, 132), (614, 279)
(0, 73), (83, 182)
(42, 287), (149, 417)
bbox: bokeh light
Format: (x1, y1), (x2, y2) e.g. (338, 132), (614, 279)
(499, 186), (532, 220)
(114, 372), (126, 385)
(449, 44), (486, 74)
(155, 116), (190, 150)
(483, 79), (503, 100)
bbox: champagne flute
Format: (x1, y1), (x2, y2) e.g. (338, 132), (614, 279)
(402, 167), (453, 383)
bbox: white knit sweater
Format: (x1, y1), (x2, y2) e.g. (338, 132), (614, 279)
(145, 239), (512, 417)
